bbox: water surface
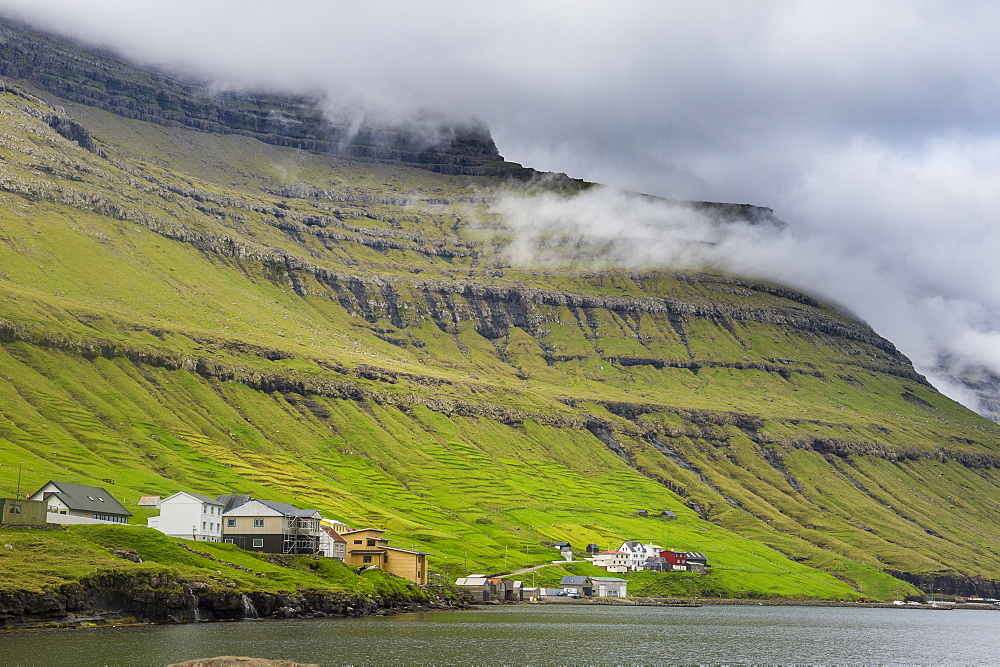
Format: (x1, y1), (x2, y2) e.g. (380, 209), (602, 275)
(2, 604), (997, 665)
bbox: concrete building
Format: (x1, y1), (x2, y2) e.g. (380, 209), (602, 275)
(591, 576), (628, 597)
(0, 498), (47, 526)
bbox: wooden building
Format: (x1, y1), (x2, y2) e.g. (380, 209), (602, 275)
(342, 528), (431, 584)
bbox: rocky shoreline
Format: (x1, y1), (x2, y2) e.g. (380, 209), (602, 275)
(540, 596), (999, 610)
(0, 579), (473, 631)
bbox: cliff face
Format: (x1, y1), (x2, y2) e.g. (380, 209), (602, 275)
(1, 16), (1000, 602)
(0, 17), (520, 176)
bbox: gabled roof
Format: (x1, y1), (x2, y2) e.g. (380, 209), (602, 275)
(33, 481), (131, 517)
(591, 577), (627, 582)
(216, 494), (252, 513)
(320, 525), (347, 542)
(137, 495), (160, 507)
(383, 545), (431, 556)
(685, 552), (707, 560)
(257, 499), (321, 518)
(342, 527), (386, 535)
(455, 577), (491, 586)
(560, 576), (591, 585)
(597, 550), (628, 555)
(221, 498), (320, 518)
(162, 491), (224, 506)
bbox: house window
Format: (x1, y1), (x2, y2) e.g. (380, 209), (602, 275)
(252, 539), (264, 548)
(202, 522), (207, 531)
(367, 539), (376, 546)
(253, 518), (264, 527)
(8, 504), (21, 514)
(353, 539), (362, 544)
(362, 555), (372, 563)
(227, 518), (236, 527)
(224, 538), (234, 544)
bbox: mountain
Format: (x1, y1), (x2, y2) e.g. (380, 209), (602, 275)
(1, 16), (999, 600)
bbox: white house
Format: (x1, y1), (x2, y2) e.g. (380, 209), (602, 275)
(30, 481), (132, 524)
(589, 550), (630, 573)
(147, 491), (225, 542)
(318, 523), (347, 559)
(618, 541), (664, 571)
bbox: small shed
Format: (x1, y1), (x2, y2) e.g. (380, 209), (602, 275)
(640, 556), (670, 571)
(658, 510), (678, 520)
(636, 510), (649, 518)
(455, 576), (495, 602)
(685, 552), (709, 573)
(585, 543), (600, 554)
(0, 498), (47, 526)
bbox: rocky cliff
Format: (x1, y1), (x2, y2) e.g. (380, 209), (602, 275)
(0, 17), (522, 176)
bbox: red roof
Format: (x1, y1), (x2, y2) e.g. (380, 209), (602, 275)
(320, 525), (347, 542)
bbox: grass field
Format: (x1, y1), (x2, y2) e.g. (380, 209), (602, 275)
(0, 82), (998, 601)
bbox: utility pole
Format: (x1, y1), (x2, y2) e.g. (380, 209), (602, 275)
(16, 462), (23, 497)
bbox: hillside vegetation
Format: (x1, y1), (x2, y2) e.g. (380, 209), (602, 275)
(1, 20), (999, 602)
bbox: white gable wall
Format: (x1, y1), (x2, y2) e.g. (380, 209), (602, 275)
(148, 492), (223, 542)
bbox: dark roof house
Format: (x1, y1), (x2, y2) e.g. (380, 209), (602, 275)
(560, 575), (594, 596)
(29, 481), (132, 524)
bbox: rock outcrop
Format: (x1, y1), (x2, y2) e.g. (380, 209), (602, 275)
(0, 571), (472, 630)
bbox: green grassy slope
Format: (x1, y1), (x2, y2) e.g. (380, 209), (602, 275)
(1, 81), (999, 600)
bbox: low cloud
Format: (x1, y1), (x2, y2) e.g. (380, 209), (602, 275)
(2, 0), (999, 411)
(493, 169), (1000, 412)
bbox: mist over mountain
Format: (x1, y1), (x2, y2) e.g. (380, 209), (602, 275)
(2, 0), (997, 417)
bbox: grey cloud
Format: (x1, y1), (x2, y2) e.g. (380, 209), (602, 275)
(2, 0), (999, 410)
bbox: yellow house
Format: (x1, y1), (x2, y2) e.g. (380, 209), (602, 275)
(343, 528), (431, 584)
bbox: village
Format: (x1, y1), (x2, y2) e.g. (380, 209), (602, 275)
(1, 480), (710, 600)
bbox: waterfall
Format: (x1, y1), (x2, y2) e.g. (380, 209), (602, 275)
(241, 594), (258, 620)
(184, 584), (201, 622)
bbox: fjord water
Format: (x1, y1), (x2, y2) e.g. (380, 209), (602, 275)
(2, 605), (997, 665)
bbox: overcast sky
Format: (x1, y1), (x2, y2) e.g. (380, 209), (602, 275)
(2, 0), (999, 410)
